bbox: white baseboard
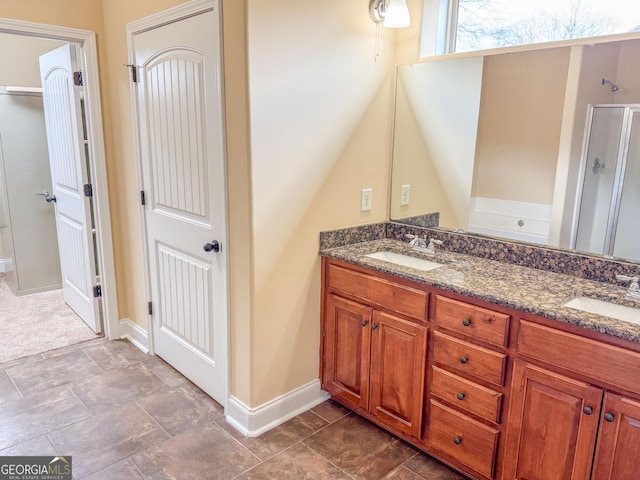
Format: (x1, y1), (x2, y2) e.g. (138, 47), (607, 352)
(119, 318), (149, 353)
(226, 379), (330, 437)
(0, 258), (12, 273)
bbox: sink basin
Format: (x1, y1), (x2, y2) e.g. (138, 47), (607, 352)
(563, 296), (640, 326)
(365, 251), (444, 272)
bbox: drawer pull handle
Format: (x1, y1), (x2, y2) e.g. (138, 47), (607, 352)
(604, 412), (615, 422)
(457, 392), (466, 401)
(462, 318), (471, 327)
(361, 321), (368, 327)
(371, 323), (379, 330)
(453, 436), (463, 445)
(583, 406), (593, 415)
(459, 356), (469, 364)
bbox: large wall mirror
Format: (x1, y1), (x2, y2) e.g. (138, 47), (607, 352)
(390, 35), (640, 262)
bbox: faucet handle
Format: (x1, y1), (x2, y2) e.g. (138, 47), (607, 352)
(429, 238), (443, 246)
(616, 275), (640, 297)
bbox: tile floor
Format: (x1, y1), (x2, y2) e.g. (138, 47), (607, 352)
(0, 338), (466, 479)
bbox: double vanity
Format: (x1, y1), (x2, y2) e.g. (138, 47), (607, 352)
(319, 226), (640, 480)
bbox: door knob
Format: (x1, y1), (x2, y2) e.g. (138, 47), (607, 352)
(203, 240), (220, 253)
(36, 191), (57, 203)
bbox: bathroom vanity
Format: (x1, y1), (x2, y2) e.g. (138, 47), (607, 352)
(320, 237), (640, 480)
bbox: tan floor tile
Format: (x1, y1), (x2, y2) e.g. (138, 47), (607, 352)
(131, 422), (258, 479)
(0, 386), (90, 450)
(138, 385), (223, 436)
(403, 452), (466, 479)
(82, 457), (145, 480)
(234, 443), (351, 480)
(0, 370), (20, 405)
(47, 403), (169, 478)
(145, 356), (188, 388)
(0, 435), (57, 456)
(219, 410), (328, 460)
(6, 349), (101, 396)
(382, 466), (426, 480)
(310, 399), (351, 423)
(71, 363), (167, 414)
(42, 338), (105, 359)
(303, 414), (416, 480)
(81, 339), (151, 370)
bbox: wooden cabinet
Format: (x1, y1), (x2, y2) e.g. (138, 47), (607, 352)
(592, 394), (640, 480)
(322, 264), (428, 439)
(507, 323), (640, 480)
(321, 257), (640, 480)
(503, 361), (601, 480)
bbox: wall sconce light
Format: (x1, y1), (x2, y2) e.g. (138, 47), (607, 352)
(369, 0), (411, 28)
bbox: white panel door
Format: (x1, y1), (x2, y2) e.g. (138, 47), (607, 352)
(39, 44), (101, 333)
(133, 7), (228, 403)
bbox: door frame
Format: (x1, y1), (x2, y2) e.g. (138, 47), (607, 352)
(0, 18), (119, 339)
(126, 0), (230, 406)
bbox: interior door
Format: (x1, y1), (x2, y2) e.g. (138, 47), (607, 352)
(132, 7), (228, 403)
(39, 44), (101, 333)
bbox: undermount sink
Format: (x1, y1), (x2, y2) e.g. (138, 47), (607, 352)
(365, 251), (444, 272)
(563, 296), (640, 326)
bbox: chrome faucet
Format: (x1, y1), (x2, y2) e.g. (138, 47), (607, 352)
(425, 238), (443, 255)
(406, 234), (428, 251)
(616, 275), (640, 299)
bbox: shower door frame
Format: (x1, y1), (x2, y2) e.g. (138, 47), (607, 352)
(571, 104), (640, 255)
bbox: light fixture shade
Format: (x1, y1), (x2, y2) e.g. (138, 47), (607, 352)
(383, 0), (411, 28)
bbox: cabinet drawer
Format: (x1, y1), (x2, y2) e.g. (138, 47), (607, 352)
(435, 296), (510, 346)
(431, 366), (503, 424)
(433, 332), (507, 387)
(518, 320), (640, 394)
(428, 399), (499, 479)
(327, 264), (427, 320)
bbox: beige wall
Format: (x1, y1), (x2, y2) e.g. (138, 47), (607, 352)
(0, 33), (63, 261)
(473, 47), (571, 204)
(246, 0), (395, 405)
(615, 39), (640, 104)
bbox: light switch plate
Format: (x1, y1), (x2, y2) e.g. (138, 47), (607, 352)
(361, 188), (372, 212)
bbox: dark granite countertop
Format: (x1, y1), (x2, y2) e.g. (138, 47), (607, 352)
(321, 239), (640, 344)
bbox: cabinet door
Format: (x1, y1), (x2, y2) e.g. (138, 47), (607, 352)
(323, 294), (372, 410)
(503, 361), (602, 480)
(592, 394), (640, 480)
(370, 310), (427, 438)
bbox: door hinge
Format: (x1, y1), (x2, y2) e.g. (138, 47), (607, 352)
(125, 64), (138, 83)
(93, 285), (102, 298)
(73, 71), (83, 86)
(84, 183), (93, 197)
(140, 190), (146, 206)
(148, 301), (153, 316)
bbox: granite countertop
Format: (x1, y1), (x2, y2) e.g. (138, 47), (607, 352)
(321, 239), (640, 344)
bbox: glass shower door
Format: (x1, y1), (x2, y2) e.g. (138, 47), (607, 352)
(575, 107), (624, 255)
(612, 109), (640, 259)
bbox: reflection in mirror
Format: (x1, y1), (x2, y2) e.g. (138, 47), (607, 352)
(390, 36), (640, 261)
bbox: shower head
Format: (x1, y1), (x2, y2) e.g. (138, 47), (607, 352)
(602, 78), (620, 92)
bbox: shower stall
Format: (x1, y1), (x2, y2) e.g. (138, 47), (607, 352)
(573, 105), (640, 260)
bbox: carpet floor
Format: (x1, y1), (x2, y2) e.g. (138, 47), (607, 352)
(0, 274), (99, 364)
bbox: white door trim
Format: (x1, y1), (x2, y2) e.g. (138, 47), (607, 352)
(126, 0), (230, 407)
(0, 18), (119, 340)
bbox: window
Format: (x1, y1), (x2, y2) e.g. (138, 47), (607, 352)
(444, 0), (640, 54)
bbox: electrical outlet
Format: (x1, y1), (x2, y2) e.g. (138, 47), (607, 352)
(401, 184), (410, 206)
(361, 188), (372, 212)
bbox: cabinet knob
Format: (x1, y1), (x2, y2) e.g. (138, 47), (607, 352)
(462, 318), (471, 327)
(361, 321), (368, 327)
(371, 323), (379, 330)
(459, 356), (469, 364)
(604, 412), (615, 422)
(583, 406), (593, 416)
(457, 392), (466, 401)
(453, 436), (463, 445)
